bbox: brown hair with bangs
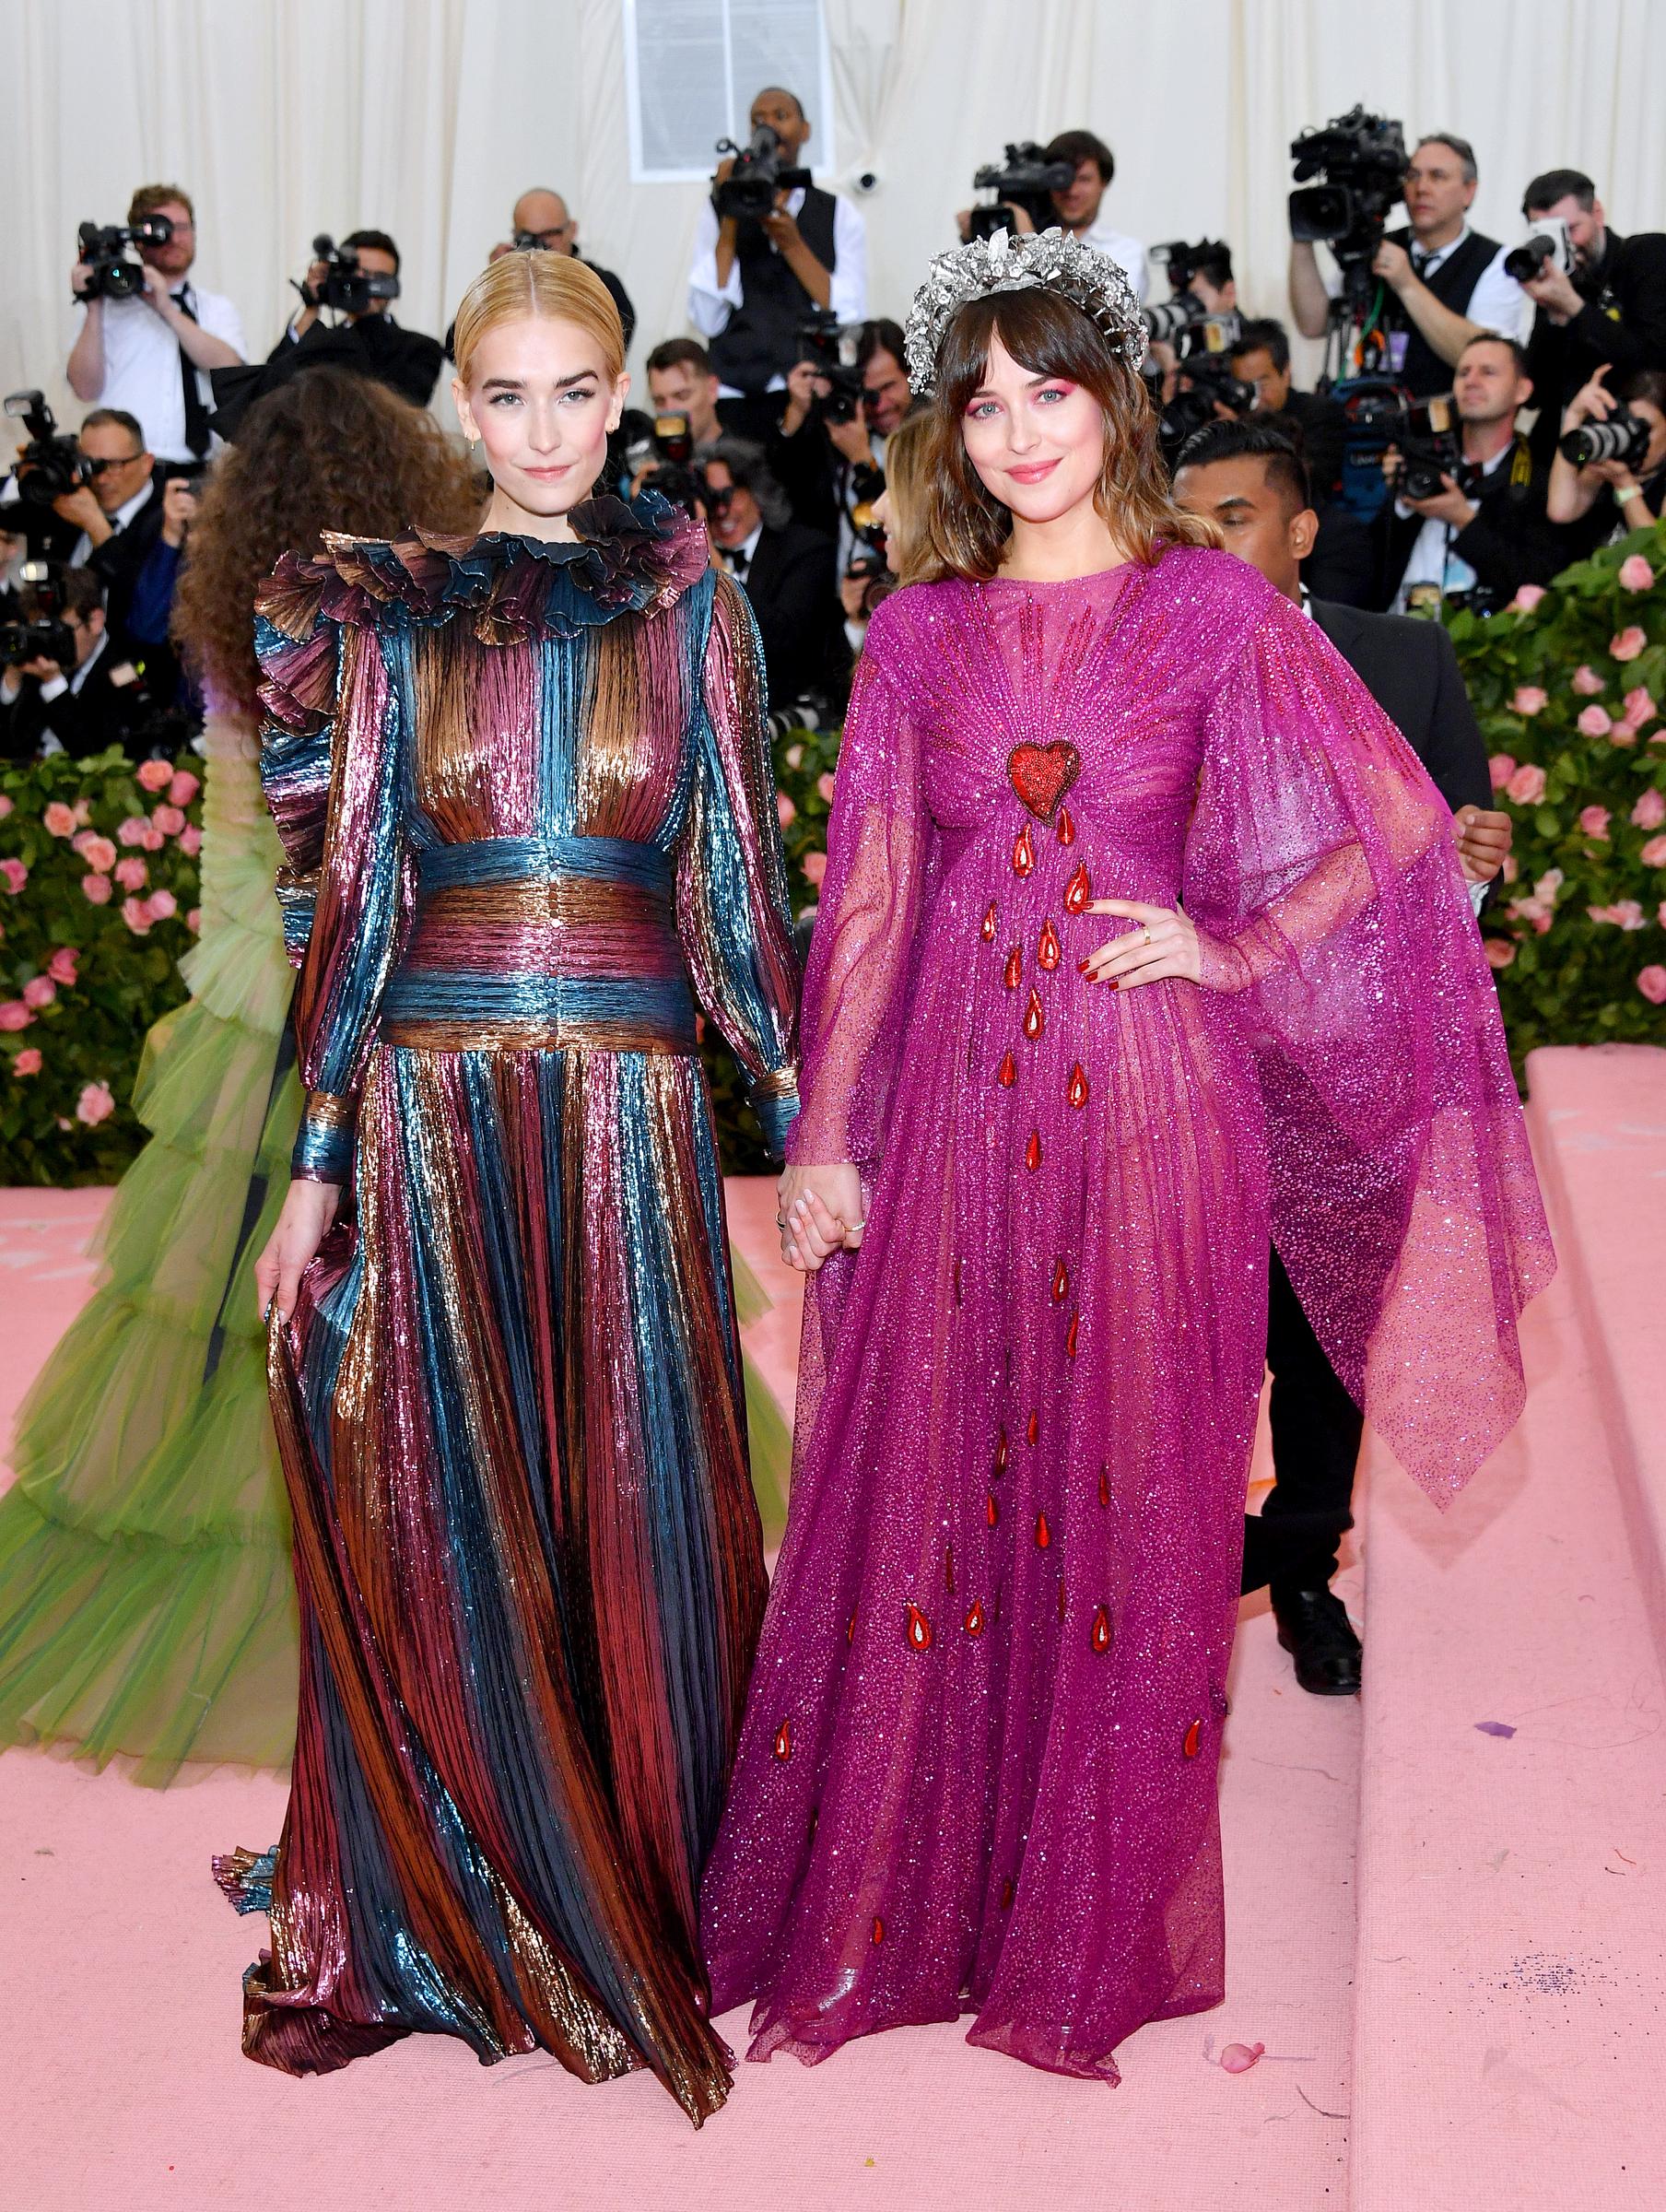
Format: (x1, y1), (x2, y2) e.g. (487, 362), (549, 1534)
(902, 288), (1218, 586)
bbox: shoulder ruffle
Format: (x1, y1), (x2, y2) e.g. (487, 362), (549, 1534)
(253, 491), (711, 651)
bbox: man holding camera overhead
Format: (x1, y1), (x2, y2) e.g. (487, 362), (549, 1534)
(65, 184), (245, 464)
(1516, 170), (1666, 449)
(266, 230), (443, 411)
(686, 86), (867, 439)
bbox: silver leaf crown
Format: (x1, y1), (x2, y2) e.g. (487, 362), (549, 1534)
(903, 227), (1147, 397)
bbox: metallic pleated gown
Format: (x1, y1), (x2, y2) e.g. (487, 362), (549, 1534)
(221, 499), (800, 2124)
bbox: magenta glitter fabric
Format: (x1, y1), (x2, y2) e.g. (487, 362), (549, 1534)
(700, 547), (1555, 2081)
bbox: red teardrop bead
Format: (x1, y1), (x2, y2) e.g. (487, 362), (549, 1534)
(986, 1491), (1000, 1528)
(1066, 1312), (1080, 1359)
(1097, 1465), (1110, 1508)
(773, 1720), (792, 1760)
(906, 1603), (933, 1652)
(1067, 1063), (1089, 1109)
(980, 900), (998, 943)
(872, 1915), (886, 1944)
(1063, 862), (1092, 915)
(997, 1051), (1016, 1088)
(1091, 1606), (1112, 1653)
(1025, 1130), (1042, 1172)
(1000, 1877), (1015, 1911)
(963, 1598), (986, 1637)
(1036, 1510), (1051, 1550)
(993, 1424), (1008, 1476)
(1038, 920), (1062, 972)
(1012, 821), (1035, 877)
(1057, 806), (1075, 847)
(1051, 1259), (1069, 1304)
(847, 1605), (859, 1644)
(1003, 945), (1022, 991)
(1183, 1718), (1203, 1759)
(1026, 1409), (1039, 1446)
(1023, 987), (1045, 1041)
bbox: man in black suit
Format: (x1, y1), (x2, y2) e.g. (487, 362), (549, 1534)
(702, 437), (851, 717)
(1518, 169), (1666, 457)
(1173, 418), (1511, 1697)
(0, 566), (155, 760)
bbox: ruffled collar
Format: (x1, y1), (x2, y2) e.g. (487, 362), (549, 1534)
(262, 490), (711, 647)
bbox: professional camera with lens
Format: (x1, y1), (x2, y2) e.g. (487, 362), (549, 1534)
(0, 562), (76, 669)
(1154, 354), (1257, 467)
(1560, 408), (1652, 471)
(2, 391), (91, 508)
(75, 213), (173, 302)
(305, 235), (401, 317)
(1288, 106), (1407, 276)
(967, 142), (1074, 241)
(1395, 397), (1472, 501)
(713, 125), (812, 223)
(1503, 216), (1577, 285)
(795, 310), (867, 424)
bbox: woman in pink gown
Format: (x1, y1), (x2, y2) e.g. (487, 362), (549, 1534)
(700, 230), (1554, 2081)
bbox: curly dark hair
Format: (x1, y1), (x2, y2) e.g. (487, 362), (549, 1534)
(171, 369), (483, 718)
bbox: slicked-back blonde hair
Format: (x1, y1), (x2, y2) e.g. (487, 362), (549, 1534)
(452, 250), (625, 387)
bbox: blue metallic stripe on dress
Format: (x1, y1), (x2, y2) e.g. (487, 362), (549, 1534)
(380, 970), (698, 1053)
(416, 835), (674, 896)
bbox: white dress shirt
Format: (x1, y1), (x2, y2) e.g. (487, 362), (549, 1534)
(75, 280), (246, 462)
(687, 189), (868, 396)
(1077, 218), (1149, 304)
(1392, 436), (1512, 612)
(1322, 224), (1531, 345)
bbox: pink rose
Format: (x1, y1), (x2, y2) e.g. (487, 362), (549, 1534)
(1510, 584), (1546, 613)
(1643, 836), (1666, 865)
(81, 873), (112, 905)
(776, 792), (796, 828)
(152, 804), (186, 836)
(147, 888), (178, 921)
(1509, 687), (1547, 717)
(1637, 965), (1666, 1006)
(0, 1001), (32, 1030)
(75, 1081), (115, 1126)
(0, 794), (13, 818)
(1619, 555), (1656, 592)
(1632, 789), (1666, 830)
(1589, 900), (1646, 929)
(121, 896), (152, 935)
(47, 947), (77, 985)
(180, 824), (202, 856)
(1577, 705), (1613, 737)
(1571, 665), (1605, 696)
(73, 799), (89, 826)
(21, 975), (55, 1007)
(167, 769), (200, 806)
(186, 907), (202, 934)
(42, 802), (76, 838)
(1506, 763), (1546, 805)
(1612, 626), (1648, 663)
(79, 835), (117, 873)
(816, 772), (838, 804)
(116, 816), (149, 847)
(1610, 723), (1639, 747)
(12, 1048), (41, 1077)
(141, 827), (165, 852)
(0, 857), (28, 895)
(136, 759), (172, 792)
(1484, 938), (1517, 969)
(1625, 687), (1659, 728)
(1579, 806), (1612, 839)
(1489, 753), (1518, 788)
(113, 856), (148, 891)
(801, 850), (828, 888)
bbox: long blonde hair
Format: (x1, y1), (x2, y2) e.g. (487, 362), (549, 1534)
(451, 250), (625, 388)
(901, 289), (1218, 586)
(879, 409), (932, 572)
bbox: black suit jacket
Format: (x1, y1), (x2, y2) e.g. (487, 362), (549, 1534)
(1308, 596), (1490, 816)
(88, 477), (166, 648)
(1376, 437), (1592, 613)
(0, 645), (155, 762)
(1524, 229), (1666, 457)
(736, 522), (852, 712)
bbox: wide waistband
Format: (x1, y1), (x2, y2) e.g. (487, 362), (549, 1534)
(415, 834), (675, 896)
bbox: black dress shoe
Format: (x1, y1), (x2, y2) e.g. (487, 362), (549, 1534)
(1270, 1586), (1362, 1697)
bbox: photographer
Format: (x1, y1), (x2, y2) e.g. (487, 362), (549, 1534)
(771, 318), (910, 546)
(1290, 134), (1529, 398)
(686, 86), (866, 436)
(1041, 131), (1148, 299)
(487, 189), (636, 347)
(839, 409), (929, 660)
(0, 566), (151, 761)
(65, 183), (245, 463)
(646, 340), (723, 451)
(268, 230), (443, 410)
(1381, 333), (1574, 614)
(1229, 316), (1346, 498)
(1518, 170), (1666, 446)
(1546, 365), (1666, 535)
(702, 437), (851, 714)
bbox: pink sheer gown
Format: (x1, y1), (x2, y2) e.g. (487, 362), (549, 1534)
(699, 546), (1555, 2081)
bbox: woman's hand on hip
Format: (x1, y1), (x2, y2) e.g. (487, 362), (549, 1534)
(1079, 899), (1203, 989)
(254, 1177), (341, 1324)
(776, 1161), (865, 1272)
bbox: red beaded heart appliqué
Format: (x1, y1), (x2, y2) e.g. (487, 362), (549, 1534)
(1007, 741), (1081, 825)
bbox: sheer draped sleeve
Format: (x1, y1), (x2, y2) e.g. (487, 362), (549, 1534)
(1183, 592), (1555, 1505)
(254, 555), (415, 1183)
(676, 571), (802, 1156)
(784, 604), (929, 1169)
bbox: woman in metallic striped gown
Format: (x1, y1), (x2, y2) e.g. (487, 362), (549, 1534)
(221, 253), (800, 2124)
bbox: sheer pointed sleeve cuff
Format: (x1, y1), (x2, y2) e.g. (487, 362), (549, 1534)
(292, 1089), (355, 1183)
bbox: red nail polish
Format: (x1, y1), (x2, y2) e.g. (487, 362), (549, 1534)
(1108, 978), (1120, 992)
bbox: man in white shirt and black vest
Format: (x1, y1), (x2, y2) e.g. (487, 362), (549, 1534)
(65, 183), (245, 464)
(686, 86), (867, 441)
(1290, 133), (1530, 400)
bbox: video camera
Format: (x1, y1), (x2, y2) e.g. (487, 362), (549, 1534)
(3, 391), (91, 508)
(303, 236), (400, 318)
(1560, 408), (1653, 471)
(967, 143), (1074, 241)
(1288, 106), (1407, 279)
(713, 126), (812, 224)
(75, 213), (173, 302)
(0, 561), (76, 670)
(795, 310), (867, 424)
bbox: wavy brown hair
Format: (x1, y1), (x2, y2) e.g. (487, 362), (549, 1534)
(171, 368), (483, 717)
(902, 289), (1218, 586)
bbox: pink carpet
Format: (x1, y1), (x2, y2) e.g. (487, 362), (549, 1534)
(1, 1050), (1660, 2206)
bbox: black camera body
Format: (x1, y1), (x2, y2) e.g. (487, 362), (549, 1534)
(0, 561), (76, 670)
(796, 311), (866, 424)
(3, 391), (91, 508)
(76, 213), (173, 302)
(968, 143), (1074, 241)
(1289, 106), (1407, 274)
(1154, 353), (1257, 466)
(713, 127), (812, 224)
(306, 235), (400, 317)
(1560, 409), (1652, 471)
(847, 522), (891, 620)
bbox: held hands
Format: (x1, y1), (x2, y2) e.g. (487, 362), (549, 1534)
(776, 1161), (864, 1273)
(1454, 805), (1511, 884)
(1079, 900), (1204, 989)
(254, 1177), (341, 1325)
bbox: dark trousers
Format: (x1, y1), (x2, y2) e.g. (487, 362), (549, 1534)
(1241, 1247), (1364, 1597)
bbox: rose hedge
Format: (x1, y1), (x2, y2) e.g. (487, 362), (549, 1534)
(0, 748), (205, 1183)
(1447, 514), (1666, 1066)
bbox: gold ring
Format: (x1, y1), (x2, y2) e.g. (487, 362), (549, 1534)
(1140, 924), (1153, 947)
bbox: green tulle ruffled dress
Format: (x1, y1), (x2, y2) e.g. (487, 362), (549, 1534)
(0, 720), (791, 1786)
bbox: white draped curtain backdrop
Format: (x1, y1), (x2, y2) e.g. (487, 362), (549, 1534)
(3, 0), (1663, 425)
